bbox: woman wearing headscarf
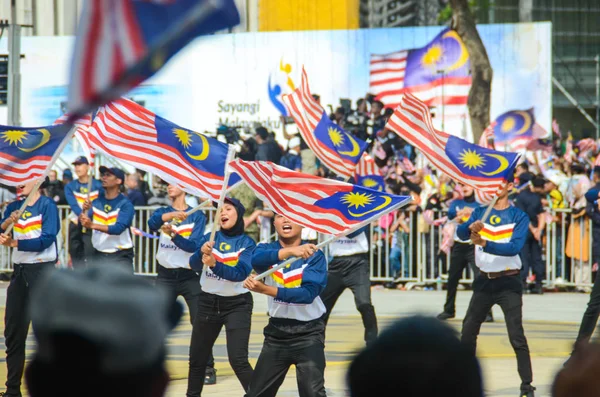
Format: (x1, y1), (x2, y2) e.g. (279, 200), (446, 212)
(186, 197), (255, 397)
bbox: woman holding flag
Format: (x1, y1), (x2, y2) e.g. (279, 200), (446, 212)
(186, 197), (255, 397)
(0, 177), (60, 397)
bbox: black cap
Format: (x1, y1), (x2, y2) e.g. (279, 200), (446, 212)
(594, 166), (600, 176)
(99, 166), (125, 183)
(72, 156), (89, 165)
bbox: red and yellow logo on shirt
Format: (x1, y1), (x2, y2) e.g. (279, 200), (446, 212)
(479, 223), (515, 242)
(92, 208), (119, 226)
(272, 264), (305, 288)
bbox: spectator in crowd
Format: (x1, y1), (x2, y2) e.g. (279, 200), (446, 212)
(62, 169), (73, 186)
(135, 169), (154, 204)
(147, 178), (171, 207)
(26, 266), (181, 397)
(254, 127), (282, 164)
(566, 163), (592, 290)
(514, 173), (545, 294)
(347, 316), (483, 397)
(229, 184), (263, 243)
(46, 170), (67, 205)
(280, 136), (302, 172)
(126, 173), (147, 206)
(544, 173), (567, 280)
(587, 167), (600, 272)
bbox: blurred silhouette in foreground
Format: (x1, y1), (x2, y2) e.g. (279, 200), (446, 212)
(25, 266), (183, 397)
(554, 342), (600, 397)
(347, 316), (484, 397)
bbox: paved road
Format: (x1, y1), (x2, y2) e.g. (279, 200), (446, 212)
(0, 284), (590, 396)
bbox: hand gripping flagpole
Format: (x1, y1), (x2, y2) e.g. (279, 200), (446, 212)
(208, 145), (237, 245)
(254, 196), (413, 282)
(3, 124), (77, 236)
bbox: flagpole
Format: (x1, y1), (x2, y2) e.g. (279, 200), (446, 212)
(3, 124), (77, 236)
(81, 166), (95, 234)
(208, 146), (236, 245)
(254, 196), (413, 281)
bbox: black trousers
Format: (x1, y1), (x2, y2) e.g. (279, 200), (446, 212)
(187, 291), (253, 396)
(156, 266), (215, 369)
(68, 222), (94, 269)
(321, 254), (378, 344)
(246, 318), (326, 397)
(575, 267), (600, 344)
(90, 248), (134, 272)
(461, 274), (533, 391)
(520, 232), (544, 285)
(5, 261), (56, 397)
(443, 242), (479, 315)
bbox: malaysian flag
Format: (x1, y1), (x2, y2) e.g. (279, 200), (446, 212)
(229, 159), (411, 235)
(53, 113), (96, 166)
(577, 138), (597, 156)
(479, 121), (496, 149)
(552, 118), (561, 138)
(0, 124), (71, 186)
(87, 98), (239, 201)
(385, 94), (519, 196)
(355, 153), (385, 192)
(369, 29), (471, 111)
(282, 68), (368, 178)
(68, 0), (240, 116)
(491, 109), (547, 153)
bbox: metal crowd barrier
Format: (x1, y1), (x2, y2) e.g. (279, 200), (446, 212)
(0, 206), (596, 290)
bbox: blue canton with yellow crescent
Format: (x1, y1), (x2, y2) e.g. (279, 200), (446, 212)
(445, 135), (520, 179)
(356, 175), (385, 192)
(313, 112), (368, 164)
(492, 109), (535, 143)
(154, 115), (240, 186)
(0, 124), (71, 160)
(314, 184), (411, 223)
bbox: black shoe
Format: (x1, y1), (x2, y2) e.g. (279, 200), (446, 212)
(205, 368), (217, 385)
(437, 312), (455, 320)
(520, 386), (536, 397)
(485, 312), (494, 323)
(531, 284), (543, 295)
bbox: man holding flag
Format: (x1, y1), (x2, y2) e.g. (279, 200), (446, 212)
(456, 173), (536, 397)
(231, 159), (411, 397)
(64, 156), (103, 268)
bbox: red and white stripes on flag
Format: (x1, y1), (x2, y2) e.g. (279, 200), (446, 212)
(479, 121), (496, 149)
(577, 138), (597, 156)
(552, 119), (560, 137)
(369, 51), (470, 110)
(355, 153), (380, 177)
(282, 68), (359, 178)
(384, 93), (506, 196)
(86, 98), (232, 201)
(369, 50), (407, 107)
(53, 113), (95, 166)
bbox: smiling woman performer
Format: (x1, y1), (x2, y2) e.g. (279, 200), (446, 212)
(0, 177), (60, 397)
(186, 197), (255, 397)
